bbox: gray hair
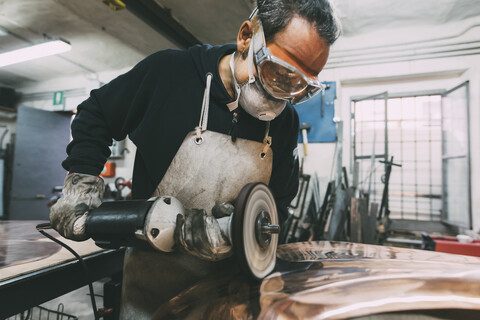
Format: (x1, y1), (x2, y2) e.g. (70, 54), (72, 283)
(256, 0), (342, 45)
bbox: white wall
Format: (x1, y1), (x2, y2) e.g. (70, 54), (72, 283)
(18, 67), (132, 111)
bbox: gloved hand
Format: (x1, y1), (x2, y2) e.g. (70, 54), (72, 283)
(175, 202), (234, 261)
(50, 173), (104, 241)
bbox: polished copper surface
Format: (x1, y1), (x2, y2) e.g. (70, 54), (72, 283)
(0, 221), (61, 268)
(153, 241), (480, 319)
(261, 241), (480, 319)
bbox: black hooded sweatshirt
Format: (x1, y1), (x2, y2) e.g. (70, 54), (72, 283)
(62, 44), (299, 223)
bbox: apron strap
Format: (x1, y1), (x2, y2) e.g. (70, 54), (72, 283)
(195, 73), (213, 142)
(261, 121), (272, 159)
(194, 72), (272, 157)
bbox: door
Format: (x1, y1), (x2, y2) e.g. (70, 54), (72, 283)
(9, 106), (72, 220)
(441, 81), (471, 228)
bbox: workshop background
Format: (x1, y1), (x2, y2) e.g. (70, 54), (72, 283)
(1, 0), (480, 319)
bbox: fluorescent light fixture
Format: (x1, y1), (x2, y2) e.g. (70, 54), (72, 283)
(0, 39), (71, 68)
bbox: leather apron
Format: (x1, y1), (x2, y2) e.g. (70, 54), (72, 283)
(120, 74), (273, 319)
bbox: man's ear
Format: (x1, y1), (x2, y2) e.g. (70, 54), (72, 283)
(237, 20), (253, 54)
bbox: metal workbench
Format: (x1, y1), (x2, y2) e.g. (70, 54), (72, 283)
(0, 221), (125, 319)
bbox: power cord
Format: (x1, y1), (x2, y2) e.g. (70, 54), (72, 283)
(36, 223), (100, 320)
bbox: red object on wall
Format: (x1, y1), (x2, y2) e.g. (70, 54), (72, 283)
(100, 162), (116, 177)
(431, 235), (480, 257)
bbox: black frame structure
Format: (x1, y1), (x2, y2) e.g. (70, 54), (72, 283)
(0, 248), (125, 319)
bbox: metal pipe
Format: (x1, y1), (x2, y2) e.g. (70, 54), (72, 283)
(333, 23), (480, 53)
(326, 46), (480, 69)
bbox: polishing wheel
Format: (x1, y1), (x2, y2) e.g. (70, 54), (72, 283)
(232, 182), (280, 280)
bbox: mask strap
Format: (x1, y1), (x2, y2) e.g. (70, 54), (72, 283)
(230, 53), (240, 94)
(196, 72), (213, 142)
(227, 53), (241, 111)
(247, 41), (255, 84)
(249, 10), (264, 84)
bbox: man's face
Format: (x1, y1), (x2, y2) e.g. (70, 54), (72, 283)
(235, 15), (330, 86)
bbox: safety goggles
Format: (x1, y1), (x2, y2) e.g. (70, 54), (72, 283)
(248, 8), (325, 105)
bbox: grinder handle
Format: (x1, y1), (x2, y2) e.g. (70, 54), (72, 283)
(85, 199), (155, 249)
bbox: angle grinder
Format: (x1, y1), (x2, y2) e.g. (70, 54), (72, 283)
(85, 182), (280, 280)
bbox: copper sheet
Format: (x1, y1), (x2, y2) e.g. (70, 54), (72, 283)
(261, 241), (480, 319)
(153, 241), (480, 319)
(0, 221), (61, 268)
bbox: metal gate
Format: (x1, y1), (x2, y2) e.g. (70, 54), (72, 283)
(352, 92), (444, 221)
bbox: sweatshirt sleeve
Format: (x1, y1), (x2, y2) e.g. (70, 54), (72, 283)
(62, 51), (171, 175)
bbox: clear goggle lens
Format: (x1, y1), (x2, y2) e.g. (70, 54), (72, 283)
(258, 60), (308, 98)
(257, 60), (324, 103)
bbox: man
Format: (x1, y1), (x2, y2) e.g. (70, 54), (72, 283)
(50, 0), (341, 317)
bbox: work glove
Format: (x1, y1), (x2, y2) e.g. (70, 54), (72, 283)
(175, 202), (234, 261)
(50, 173), (104, 241)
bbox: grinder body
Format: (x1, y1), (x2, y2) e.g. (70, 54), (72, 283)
(85, 196), (186, 252)
(85, 183), (279, 280)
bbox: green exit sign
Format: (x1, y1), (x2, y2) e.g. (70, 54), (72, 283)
(53, 91), (64, 106)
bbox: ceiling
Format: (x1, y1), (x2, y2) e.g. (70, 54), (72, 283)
(0, 0), (479, 88)
(337, 0), (480, 36)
